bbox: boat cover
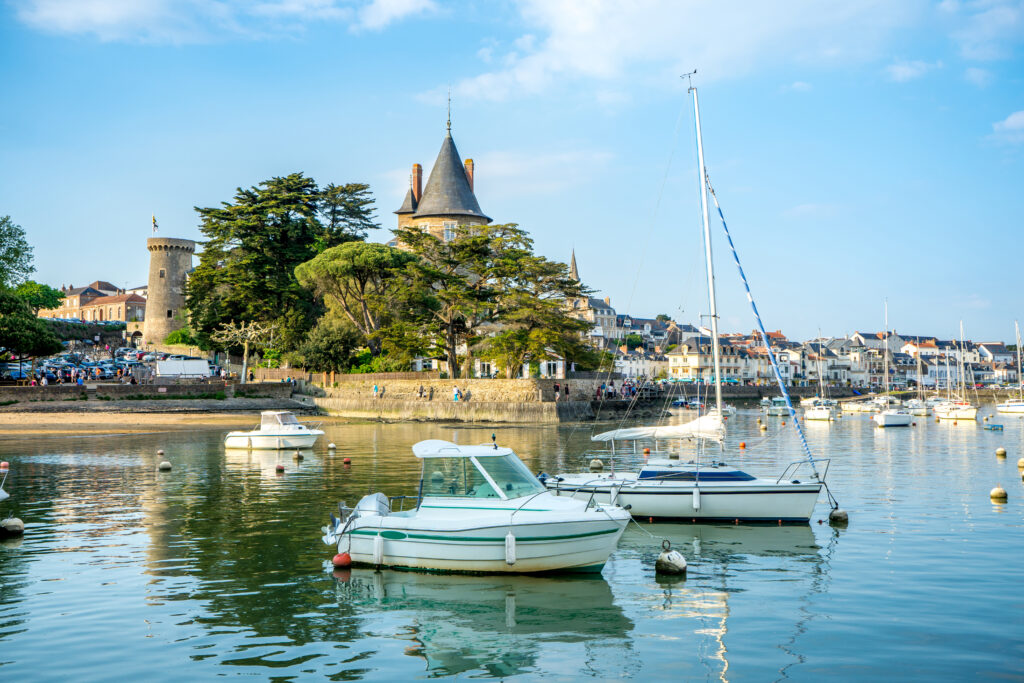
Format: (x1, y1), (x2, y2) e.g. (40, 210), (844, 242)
(591, 415), (724, 443)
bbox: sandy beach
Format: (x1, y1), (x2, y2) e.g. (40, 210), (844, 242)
(0, 411), (349, 436)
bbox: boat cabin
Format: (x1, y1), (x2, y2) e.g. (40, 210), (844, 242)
(259, 411), (301, 430)
(412, 440), (546, 500)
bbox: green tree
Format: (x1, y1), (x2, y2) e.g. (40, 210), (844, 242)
(294, 241), (416, 355)
(624, 333), (644, 350)
(656, 313), (672, 322)
(14, 280), (64, 314)
(187, 173), (379, 350)
(293, 319), (362, 373)
(164, 328), (197, 346)
(0, 216), (35, 288)
(0, 289), (62, 362)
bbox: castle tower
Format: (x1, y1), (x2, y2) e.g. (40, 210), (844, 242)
(395, 125), (490, 241)
(142, 237), (195, 345)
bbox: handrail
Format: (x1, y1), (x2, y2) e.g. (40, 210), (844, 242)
(776, 458), (830, 484)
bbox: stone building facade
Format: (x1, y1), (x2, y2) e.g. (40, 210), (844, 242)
(142, 237), (195, 345)
(39, 280), (146, 322)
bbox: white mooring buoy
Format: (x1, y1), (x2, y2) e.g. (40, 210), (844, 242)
(655, 540), (687, 575)
(158, 461), (172, 471)
(293, 450), (304, 460)
(589, 458), (604, 472)
(157, 449), (165, 456)
(991, 485), (1008, 502)
(328, 443), (337, 450)
(0, 518), (25, 537)
(1017, 458), (1024, 469)
(996, 447), (1007, 457)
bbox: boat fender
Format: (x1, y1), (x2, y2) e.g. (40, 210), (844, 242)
(373, 533), (384, 566)
(505, 531), (516, 565)
(692, 487), (700, 511)
(332, 552), (352, 568)
(655, 540), (687, 575)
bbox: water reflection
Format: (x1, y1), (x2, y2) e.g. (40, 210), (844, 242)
(332, 570), (635, 678)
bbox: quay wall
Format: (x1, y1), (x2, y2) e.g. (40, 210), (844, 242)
(97, 381), (229, 399)
(312, 397), (595, 423)
(0, 385), (88, 402)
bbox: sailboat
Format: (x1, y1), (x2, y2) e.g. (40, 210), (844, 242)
(805, 340), (838, 421)
(872, 302), (911, 427)
(904, 352), (929, 416)
(995, 321), (1024, 415)
(934, 322), (979, 421)
(541, 83), (828, 522)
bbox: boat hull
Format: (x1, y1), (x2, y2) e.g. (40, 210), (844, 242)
(338, 515), (628, 574)
(804, 407), (836, 421)
(224, 431), (323, 449)
(545, 478), (821, 522)
(873, 412), (912, 427)
(995, 403), (1024, 415)
(934, 406), (978, 421)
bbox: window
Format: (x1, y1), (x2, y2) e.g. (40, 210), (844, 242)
(442, 222), (457, 242)
(159, 269), (165, 278)
(421, 457), (498, 498)
(166, 309), (173, 318)
(475, 455), (545, 498)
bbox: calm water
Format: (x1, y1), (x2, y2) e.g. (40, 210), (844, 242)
(1, 410), (1023, 681)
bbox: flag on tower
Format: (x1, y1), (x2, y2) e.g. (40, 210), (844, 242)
(152, 215), (158, 234)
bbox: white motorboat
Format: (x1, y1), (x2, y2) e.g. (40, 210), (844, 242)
(872, 409), (912, 427)
(542, 424), (825, 522)
(903, 399), (929, 416)
(224, 411), (324, 449)
(322, 439), (630, 573)
(543, 83), (833, 524)
(804, 399), (838, 421)
(996, 322), (1024, 415)
(765, 396), (789, 416)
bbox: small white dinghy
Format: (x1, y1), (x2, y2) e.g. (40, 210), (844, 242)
(224, 411), (324, 450)
(322, 439), (630, 574)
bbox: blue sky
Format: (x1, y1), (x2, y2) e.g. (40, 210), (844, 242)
(1, 0), (1022, 342)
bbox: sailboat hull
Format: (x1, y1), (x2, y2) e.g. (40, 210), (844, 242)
(545, 476), (821, 522)
(995, 402), (1024, 415)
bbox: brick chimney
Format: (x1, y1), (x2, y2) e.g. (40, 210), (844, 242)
(464, 158), (474, 192)
(412, 163), (423, 202)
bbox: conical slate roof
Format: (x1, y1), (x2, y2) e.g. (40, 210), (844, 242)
(395, 188), (416, 214)
(569, 248), (579, 281)
(413, 133), (490, 221)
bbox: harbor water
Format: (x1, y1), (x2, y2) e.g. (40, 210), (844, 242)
(1, 410), (1023, 680)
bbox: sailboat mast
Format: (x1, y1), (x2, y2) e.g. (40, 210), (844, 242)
(883, 300), (889, 397)
(690, 85), (724, 415)
(1016, 321), (1022, 400)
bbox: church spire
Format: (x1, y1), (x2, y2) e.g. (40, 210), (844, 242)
(569, 248), (579, 281)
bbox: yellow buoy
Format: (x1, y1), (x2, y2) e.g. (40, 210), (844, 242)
(759, 424), (768, 431)
(996, 447), (1007, 457)
(1017, 458), (1024, 469)
(991, 485), (1008, 502)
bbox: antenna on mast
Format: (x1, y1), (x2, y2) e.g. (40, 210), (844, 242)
(681, 69), (697, 92)
(446, 85), (451, 133)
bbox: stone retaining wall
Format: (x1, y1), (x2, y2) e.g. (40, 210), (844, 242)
(234, 382), (294, 399)
(317, 378), (611, 403)
(313, 397), (595, 423)
(0, 386), (88, 403)
(96, 381), (229, 399)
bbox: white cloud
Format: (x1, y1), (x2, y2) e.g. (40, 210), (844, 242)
(884, 59), (941, 82)
(782, 81), (813, 92)
(354, 0), (436, 32)
(444, 0), (919, 103)
(992, 110), (1024, 143)
(12, 0), (429, 42)
(948, 0), (1023, 60)
(964, 66), (993, 86)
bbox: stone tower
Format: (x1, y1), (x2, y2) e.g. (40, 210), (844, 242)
(395, 125), (490, 241)
(142, 237), (195, 345)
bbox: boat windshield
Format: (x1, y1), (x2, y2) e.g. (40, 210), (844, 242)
(261, 412), (298, 428)
(474, 454), (545, 499)
(421, 457), (499, 499)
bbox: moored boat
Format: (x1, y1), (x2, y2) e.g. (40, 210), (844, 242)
(224, 411), (324, 449)
(322, 439), (630, 573)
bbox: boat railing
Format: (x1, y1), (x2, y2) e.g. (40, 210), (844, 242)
(776, 458), (830, 484)
(387, 495), (419, 512)
(301, 421), (323, 430)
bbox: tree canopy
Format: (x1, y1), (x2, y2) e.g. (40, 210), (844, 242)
(14, 280), (64, 314)
(0, 216), (35, 289)
(0, 288), (62, 360)
(186, 173), (379, 351)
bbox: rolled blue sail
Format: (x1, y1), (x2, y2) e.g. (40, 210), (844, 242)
(705, 175), (819, 476)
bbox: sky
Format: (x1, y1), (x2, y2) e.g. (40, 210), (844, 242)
(1, 0), (1022, 342)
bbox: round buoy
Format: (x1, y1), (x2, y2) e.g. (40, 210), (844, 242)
(589, 458), (604, 471)
(996, 447), (1007, 457)
(936, 418), (940, 423)
(157, 449), (165, 456)
(0, 518), (25, 537)
(953, 421), (958, 426)
(991, 485), (1008, 502)
(1017, 458), (1024, 469)
(739, 441), (746, 449)
(828, 508), (849, 525)
(759, 424), (768, 431)
(0, 461), (8, 471)
(643, 447), (651, 455)
(294, 450), (304, 460)
(332, 552), (352, 568)
(275, 464), (285, 473)
(343, 457), (352, 465)
(328, 443), (337, 450)
(655, 540), (687, 575)
(158, 461), (172, 471)
(781, 421), (786, 426)
(984, 415), (990, 422)
(757, 417), (762, 424)
(912, 422), (916, 426)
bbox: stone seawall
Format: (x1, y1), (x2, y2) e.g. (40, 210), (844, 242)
(313, 397), (595, 423)
(96, 382), (229, 399)
(0, 386), (88, 402)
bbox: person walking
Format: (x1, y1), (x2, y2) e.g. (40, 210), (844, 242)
(373, 383), (379, 399)
(453, 385), (460, 402)
(564, 383), (570, 400)
(247, 370), (254, 383)
(554, 382), (560, 401)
